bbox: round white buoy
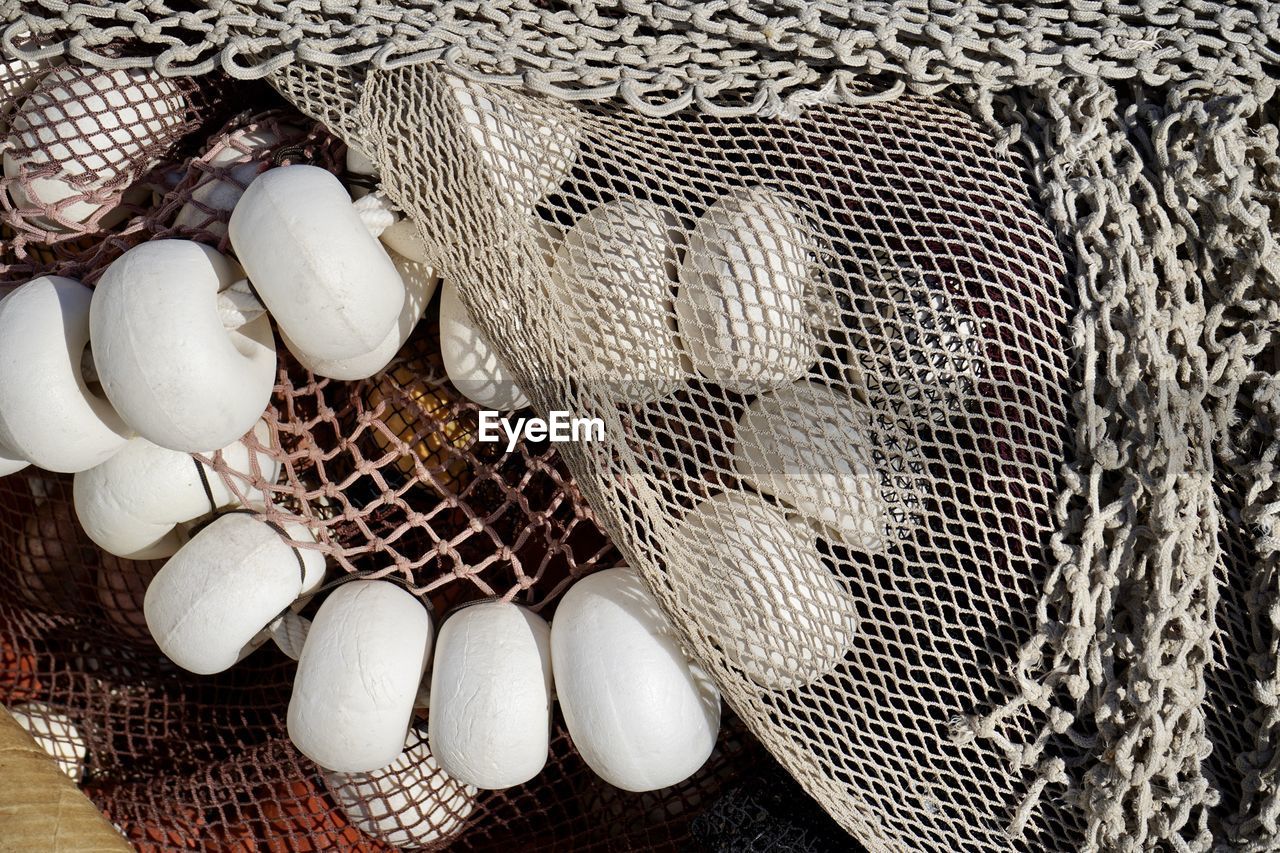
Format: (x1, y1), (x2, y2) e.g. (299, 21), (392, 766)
(0, 276), (130, 472)
(675, 186), (818, 394)
(74, 419), (280, 559)
(144, 512), (325, 675)
(439, 280), (528, 410)
(324, 725), (478, 849)
(672, 490), (858, 690)
(551, 567), (720, 792)
(90, 240), (277, 453)
(288, 580), (434, 773)
(7, 701), (87, 782)
(429, 600), (552, 789)
(284, 251), (439, 381)
(445, 75), (580, 219)
(228, 165), (405, 363)
(551, 199), (683, 403)
(0, 445), (29, 477)
(3, 67), (185, 229)
(173, 125), (291, 237)
(732, 379), (889, 552)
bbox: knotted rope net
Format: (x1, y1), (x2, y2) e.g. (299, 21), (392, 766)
(3, 2), (1280, 851)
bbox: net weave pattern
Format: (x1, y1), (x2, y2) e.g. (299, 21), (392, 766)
(3, 3), (1280, 853)
(0, 2), (1275, 116)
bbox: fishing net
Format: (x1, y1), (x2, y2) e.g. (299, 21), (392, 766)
(0, 72), (770, 849)
(4, 2), (1280, 852)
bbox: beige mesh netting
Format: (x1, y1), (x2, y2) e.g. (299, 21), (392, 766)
(4, 2), (1280, 852)
(333, 65), (1082, 851)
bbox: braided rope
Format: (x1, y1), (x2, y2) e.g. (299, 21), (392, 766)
(2, 1), (1278, 117)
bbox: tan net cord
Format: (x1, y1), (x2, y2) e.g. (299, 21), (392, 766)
(4, 2), (1277, 117)
(330, 63), (1080, 851)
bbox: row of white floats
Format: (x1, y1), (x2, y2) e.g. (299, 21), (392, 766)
(0, 165), (461, 472)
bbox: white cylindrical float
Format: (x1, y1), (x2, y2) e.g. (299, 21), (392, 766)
(551, 567), (720, 792)
(345, 145), (378, 180)
(379, 219), (431, 265)
(74, 419), (279, 559)
(288, 580), (434, 773)
(439, 280), (528, 410)
(173, 125), (289, 237)
(7, 702), (87, 782)
(3, 67), (185, 229)
(672, 490), (858, 690)
(675, 185), (817, 394)
(732, 379), (888, 552)
(0, 276), (130, 472)
(445, 75), (580, 219)
(0, 446), (28, 477)
(285, 252), (439, 381)
(343, 144), (431, 263)
(324, 725), (478, 849)
(144, 512), (325, 675)
(0, 43), (60, 126)
(429, 600), (552, 790)
(90, 240), (277, 453)
(551, 199), (683, 403)
(228, 165), (405, 363)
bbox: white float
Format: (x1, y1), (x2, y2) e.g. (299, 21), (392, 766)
(439, 280), (528, 410)
(144, 512), (325, 675)
(0, 446), (28, 476)
(344, 144), (378, 181)
(551, 567), (720, 792)
(90, 240), (277, 453)
(343, 143), (432, 263)
(228, 164), (405, 363)
(445, 75), (580, 218)
(285, 252), (439, 381)
(379, 219), (432, 264)
(289, 580), (434, 773)
(324, 725), (478, 849)
(675, 186), (817, 394)
(0, 276), (130, 472)
(552, 199), (683, 403)
(7, 702), (87, 781)
(672, 490), (858, 690)
(732, 380), (888, 552)
(3, 67), (185, 228)
(0, 44), (59, 121)
(429, 600), (552, 789)
(173, 125), (289, 237)
(74, 419), (279, 559)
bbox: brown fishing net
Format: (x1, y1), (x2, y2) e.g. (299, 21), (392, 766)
(0, 72), (769, 850)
